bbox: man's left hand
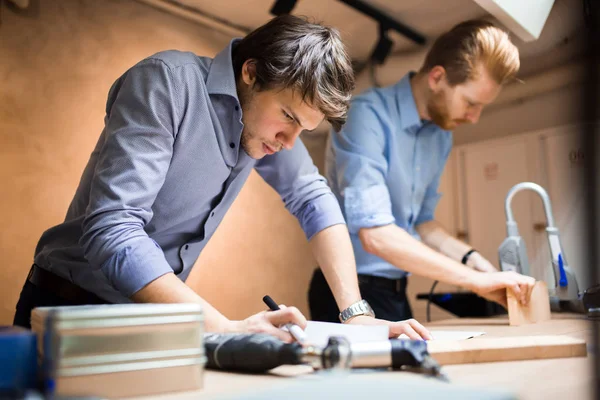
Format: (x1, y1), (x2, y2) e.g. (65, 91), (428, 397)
(346, 315), (432, 340)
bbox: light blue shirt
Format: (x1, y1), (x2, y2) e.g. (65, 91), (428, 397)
(325, 73), (452, 280)
(34, 39), (345, 303)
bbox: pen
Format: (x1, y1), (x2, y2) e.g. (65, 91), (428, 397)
(262, 295), (307, 344)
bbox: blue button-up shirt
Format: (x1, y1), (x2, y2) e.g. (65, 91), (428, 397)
(325, 73), (452, 280)
(34, 39), (345, 303)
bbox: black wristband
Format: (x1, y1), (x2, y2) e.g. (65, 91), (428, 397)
(461, 249), (477, 265)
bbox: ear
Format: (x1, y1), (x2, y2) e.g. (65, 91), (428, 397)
(241, 59), (257, 87)
(428, 66), (447, 91)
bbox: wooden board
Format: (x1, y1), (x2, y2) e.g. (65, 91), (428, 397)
(427, 335), (586, 365)
(507, 281), (551, 326)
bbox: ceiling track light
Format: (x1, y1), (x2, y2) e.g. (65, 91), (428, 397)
(338, 0), (425, 45)
(269, 0), (297, 16)
(267, 0), (425, 67)
(370, 25), (394, 65)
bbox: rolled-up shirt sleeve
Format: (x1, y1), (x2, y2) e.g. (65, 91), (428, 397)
(79, 59), (178, 297)
(331, 99), (395, 234)
(254, 139), (345, 241)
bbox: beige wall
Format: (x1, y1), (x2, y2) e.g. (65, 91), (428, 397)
(0, 0), (318, 324)
(454, 83), (584, 146)
(187, 172), (316, 321)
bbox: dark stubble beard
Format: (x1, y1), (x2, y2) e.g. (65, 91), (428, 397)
(240, 125), (253, 157)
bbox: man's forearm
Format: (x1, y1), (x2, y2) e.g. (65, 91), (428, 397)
(417, 220), (497, 272)
(359, 224), (478, 289)
(131, 272), (231, 332)
(416, 220), (470, 261)
(309, 224), (362, 311)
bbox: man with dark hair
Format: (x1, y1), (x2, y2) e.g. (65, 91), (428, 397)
(309, 20), (536, 323)
(14, 15), (430, 341)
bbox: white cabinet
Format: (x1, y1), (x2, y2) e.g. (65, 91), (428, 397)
(535, 126), (588, 290)
(454, 124), (590, 291)
(409, 123), (591, 321)
(456, 136), (539, 274)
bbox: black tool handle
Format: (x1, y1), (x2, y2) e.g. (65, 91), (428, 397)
(204, 333), (303, 373)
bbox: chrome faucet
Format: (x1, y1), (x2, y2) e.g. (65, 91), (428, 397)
(499, 182), (580, 307)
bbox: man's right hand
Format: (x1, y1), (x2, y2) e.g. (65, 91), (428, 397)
(131, 274), (307, 339)
(469, 271), (536, 308)
(227, 306), (307, 343)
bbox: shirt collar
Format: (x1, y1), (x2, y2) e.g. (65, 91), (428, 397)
(206, 38), (241, 101)
(395, 72), (423, 132)
(205, 39), (246, 168)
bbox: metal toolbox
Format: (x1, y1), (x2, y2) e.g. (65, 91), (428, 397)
(31, 303), (205, 399)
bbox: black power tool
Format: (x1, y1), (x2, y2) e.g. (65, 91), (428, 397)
(203, 333), (448, 382)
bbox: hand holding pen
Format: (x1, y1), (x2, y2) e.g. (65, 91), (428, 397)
(263, 295), (307, 344)
(226, 296), (307, 343)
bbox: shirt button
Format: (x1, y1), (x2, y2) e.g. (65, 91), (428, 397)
(229, 142), (235, 148)
(416, 166), (421, 172)
(211, 211), (215, 217)
(184, 244), (189, 250)
(235, 105), (239, 111)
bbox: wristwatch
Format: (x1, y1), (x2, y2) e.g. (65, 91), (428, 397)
(339, 300), (376, 323)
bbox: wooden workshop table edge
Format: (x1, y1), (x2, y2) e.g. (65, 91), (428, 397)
(137, 314), (594, 400)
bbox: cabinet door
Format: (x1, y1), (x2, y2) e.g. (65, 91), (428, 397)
(460, 138), (538, 275)
(535, 127), (587, 290)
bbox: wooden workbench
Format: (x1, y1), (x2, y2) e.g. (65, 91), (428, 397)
(427, 314), (594, 399)
(141, 314), (595, 400)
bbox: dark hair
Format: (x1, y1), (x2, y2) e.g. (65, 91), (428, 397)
(232, 15), (355, 131)
(420, 19), (520, 86)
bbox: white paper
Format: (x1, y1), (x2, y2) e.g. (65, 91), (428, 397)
(304, 321), (389, 347)
(398, 330), (486, 341)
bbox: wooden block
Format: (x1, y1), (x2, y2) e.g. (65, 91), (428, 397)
(427, 335), (587, 365)
(507, 281), (551, 326)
